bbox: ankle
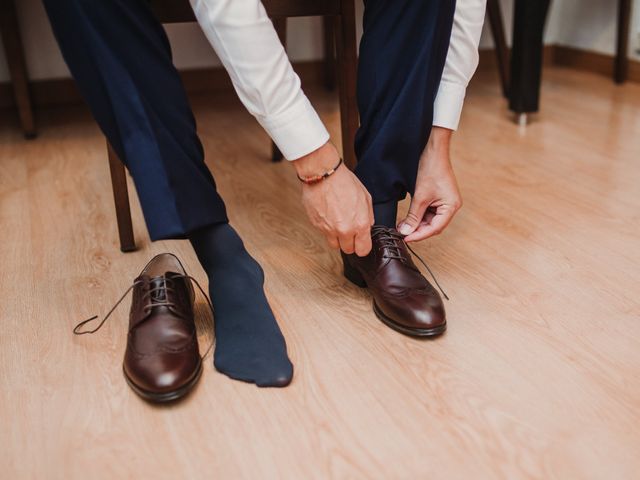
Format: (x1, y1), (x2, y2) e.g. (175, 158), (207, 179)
(189, 222), (246, 270)
(373, 199), (398, 228)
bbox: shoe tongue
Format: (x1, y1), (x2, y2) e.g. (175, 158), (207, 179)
(149, 277), (167, 303)
(148, 272), (180, 303)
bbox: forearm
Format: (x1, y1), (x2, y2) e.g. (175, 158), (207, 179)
(433, 0), (486, 131)
(189, 0), (329, 160)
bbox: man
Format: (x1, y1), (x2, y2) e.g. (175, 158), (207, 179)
(47, 0), (484, 395)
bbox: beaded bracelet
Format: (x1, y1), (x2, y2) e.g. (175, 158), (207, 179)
(296, 158), (344, 185)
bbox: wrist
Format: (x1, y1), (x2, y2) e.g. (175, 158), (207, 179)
(427, 126), (452, 153)
(292, 141), (340, 177)
(418, 128), (453, 175)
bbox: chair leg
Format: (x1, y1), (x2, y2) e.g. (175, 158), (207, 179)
(270, 17), (288, 162)
(271, 145), (284, 162)
(486, 0), (510, 98)
(323, 16), (337, 91)
(335, 2), (359, 170)
(614, 0), (632, 84)
(508, 0), (550, 115)
(107, 142), (136, 252)
(0, 0), (36, 138)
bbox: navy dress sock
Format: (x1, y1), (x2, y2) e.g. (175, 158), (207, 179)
(189, 223), (293, 387)
(373, 200), (398, 228)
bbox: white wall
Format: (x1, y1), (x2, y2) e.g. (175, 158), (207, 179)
(0, 0), (324, 82)
(1, 0), (639, 83)
(478, 0), (640, 61)
(548, 0), (640, 59)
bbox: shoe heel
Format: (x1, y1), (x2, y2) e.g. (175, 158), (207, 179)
(343, 258), (367, 288)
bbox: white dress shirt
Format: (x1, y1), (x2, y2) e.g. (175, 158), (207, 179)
(189, 0), (486, 160)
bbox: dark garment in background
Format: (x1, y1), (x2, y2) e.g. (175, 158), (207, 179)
(509, 0), (552, 114)
(42, 0), (456, 240)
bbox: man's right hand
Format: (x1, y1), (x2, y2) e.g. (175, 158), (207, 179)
(293, 142), (374, 257)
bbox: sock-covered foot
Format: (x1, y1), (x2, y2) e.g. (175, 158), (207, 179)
(189, 223), (293, 387)
(373, 199), (398, 228)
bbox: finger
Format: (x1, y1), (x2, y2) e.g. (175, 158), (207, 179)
(326, 235), (340, 250)
(397, 195), (429, 236)
(339, 233), (356, 255)
(404, 209), (455, 242)
(366, 192), (375, 226)
(354, 228), (373, 257)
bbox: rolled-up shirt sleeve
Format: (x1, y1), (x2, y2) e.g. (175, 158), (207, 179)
(189, 0), (329, 160)
(433, 0), (486, 131)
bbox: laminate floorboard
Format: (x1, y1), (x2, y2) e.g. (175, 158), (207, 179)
(1, 67), (639, 479)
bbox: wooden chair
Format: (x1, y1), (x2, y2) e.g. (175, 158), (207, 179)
(614, 0), (633, 84)
(0, 0), (36, 138)
(486, 0), (634, 101)
(108, 0), (358, 252)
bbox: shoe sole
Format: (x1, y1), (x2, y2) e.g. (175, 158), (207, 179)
(122, 360), (203, 404)
(344, 263), (447, 338)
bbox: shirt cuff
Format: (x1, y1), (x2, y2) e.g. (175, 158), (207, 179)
(256, 93), (330, 161)
(433, 81), (467, 131)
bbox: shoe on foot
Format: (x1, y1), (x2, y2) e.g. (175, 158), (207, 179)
(342, 226), (447, 337)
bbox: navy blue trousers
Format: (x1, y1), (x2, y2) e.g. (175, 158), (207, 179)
(43, 0), (455, 240)
(355, 0), (456, 202)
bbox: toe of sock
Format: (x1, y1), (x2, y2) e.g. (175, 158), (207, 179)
(255, 362), (293, 388)
(213, 352), (294, 388)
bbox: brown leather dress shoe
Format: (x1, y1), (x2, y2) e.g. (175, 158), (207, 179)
(122, 253), (203, 402)
(342, 226), (447, 337)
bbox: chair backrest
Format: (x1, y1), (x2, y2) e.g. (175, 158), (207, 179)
(152, 0), (342, 23)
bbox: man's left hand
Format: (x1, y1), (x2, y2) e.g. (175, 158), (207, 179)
(397, 126), (462, 242)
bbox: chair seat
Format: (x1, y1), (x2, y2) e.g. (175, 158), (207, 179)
(108, 0), (359, 252)
(152, 0), (341, 23)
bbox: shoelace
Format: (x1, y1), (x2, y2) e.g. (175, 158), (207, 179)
(143, 276), (178, 313)
(372, 227), (450, 301)
(72, 274), (215, 359)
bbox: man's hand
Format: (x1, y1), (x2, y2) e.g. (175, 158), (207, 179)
(397, 127), (462, 242)
(293, 142), (374, 256)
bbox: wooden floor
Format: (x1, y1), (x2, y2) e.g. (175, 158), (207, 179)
(1, 67), (639, 479)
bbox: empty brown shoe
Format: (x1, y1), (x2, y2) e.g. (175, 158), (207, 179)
(74, 253), (206, 403)
(342, 226), (447, 337)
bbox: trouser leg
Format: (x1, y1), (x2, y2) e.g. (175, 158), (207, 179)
(354, 0), (456, 203)
(42, 0), (228, 240)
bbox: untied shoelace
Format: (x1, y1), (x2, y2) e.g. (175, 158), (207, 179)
(72, 274), (215, 360)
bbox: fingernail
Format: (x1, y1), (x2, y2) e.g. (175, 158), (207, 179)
(398, 224), (411, 236)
